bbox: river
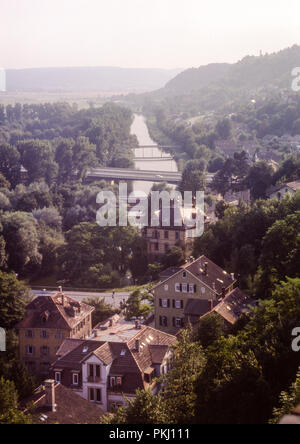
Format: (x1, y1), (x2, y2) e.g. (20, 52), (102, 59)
(130, 114), (178, 194)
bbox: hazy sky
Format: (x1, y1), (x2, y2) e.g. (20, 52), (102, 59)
(0, 0), (299, 70)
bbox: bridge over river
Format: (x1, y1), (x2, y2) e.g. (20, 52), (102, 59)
(85, 166), (214, 185)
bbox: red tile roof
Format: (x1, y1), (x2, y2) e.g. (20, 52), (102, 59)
(212, 288), (255, 324)
(52, 326), (177, 395)
(154, 255), (235, 296)
(23, 383), (104, 424)
(16, 293), (94, 330)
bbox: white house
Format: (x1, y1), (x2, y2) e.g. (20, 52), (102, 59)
(51, 317), (177, 412)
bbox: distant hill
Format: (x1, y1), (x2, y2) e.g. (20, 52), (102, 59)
(140, 45), (300, 114)
(164, 45), (300, 94)
(5, 66), (182, 92)
(165, 63), (231, 93)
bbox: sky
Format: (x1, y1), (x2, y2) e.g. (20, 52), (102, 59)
(0, 0), (300, 70)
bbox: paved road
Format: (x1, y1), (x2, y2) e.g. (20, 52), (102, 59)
(31, 290), (130, 309)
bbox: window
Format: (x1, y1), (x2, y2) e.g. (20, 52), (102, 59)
(40, 346), (50, 356)
(189, 284), (196, 293)
(110, 377), (116, 388)
(164, 284), (168, 291)
(95, 365), (101, 379)
(164, 244), (169, 253)
(182, 283), (188, 293)
(26, 345), (34, 355)
(88, 364), (101, 381)
(159, 316), (168, 327)
(55, 331), (64, 339)
(173, 317), (184, 328)
(55, 372), (61, 383)
(72, 373), (79, 386)
(25, 330), (33, 338)
(116, 376), (122, 386)
(154, 243), (159, 251)
(173, 300), (183, 309)
(164, 231), (169, 239)
(182, 271), (187, 278)
(40, 330), (49, 339)
(175, 283), (181, 293)
(89, 388), (94, 401)
(160, 299), (169, 308)
(176, 232), (179, 240)
(89, 387), (102, 402)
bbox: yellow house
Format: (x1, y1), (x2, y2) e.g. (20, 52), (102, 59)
(153, 255), (236, 335)
(16, 292), (94, 376)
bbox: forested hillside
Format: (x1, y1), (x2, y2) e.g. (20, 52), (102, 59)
(133, 45), (300, 115)
(0, 102), (149, 287)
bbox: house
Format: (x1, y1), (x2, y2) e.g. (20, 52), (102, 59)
(268, 181), (300, 200)
(199, 287), (255, 326)
(142, 202), (208, 263)
(142, 204), (195, 263)
(22, 379), (104, 424)
(16, 291), (94, 376)
(152, 255), (236, 335)
(50, 316), (177, 412)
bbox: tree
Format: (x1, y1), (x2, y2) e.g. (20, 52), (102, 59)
(216, 118), (232, 140)
(0, 172), (10, 189)
(161, 329), (206, 423)
(270, 371), (300, 424)
(55, 138), (75, 183)
(195, 313), (225, 348)
(179, 159), (206, 193)
(18, 140), (58, 185)
(245, 161), (273, 200)
(83, 298), (119, 327)
(215, 200), (229, 219)
(0, 211), (42, 276)
(124, 290), (151, 321)
(104, 389), (169, 424)
(72, 136), (98, 180)
(0, 271), (30, 329)
(0, 377), (32, 424)
(256, 213), (300, 296)
(162, 246), (185, 268)
(0, 143), (21, 187)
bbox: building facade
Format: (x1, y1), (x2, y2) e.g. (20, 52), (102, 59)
(16, 292), (94, 376)
(153, 255), (236, 335)
(51, 318), (177, 412)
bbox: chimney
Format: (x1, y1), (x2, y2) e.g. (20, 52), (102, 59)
(135, 339), (140, 353)
(204, 262), (208, 276)
(231, 273), (235, 281)
(44, 380), (56, 412)
(61, 293), (66, 307)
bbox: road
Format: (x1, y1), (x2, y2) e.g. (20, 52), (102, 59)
(31, 289), (130, 309)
